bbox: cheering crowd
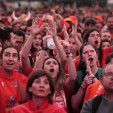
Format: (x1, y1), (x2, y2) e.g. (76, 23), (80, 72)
(0, 3), (113, 113)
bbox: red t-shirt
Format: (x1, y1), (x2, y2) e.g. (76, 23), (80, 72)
(83, 81), (104, 105)
(11, 99), (65, 113)
(102, 46), (112, 68)
(65, 56), (80, 73)
(0, 69), (27, 113)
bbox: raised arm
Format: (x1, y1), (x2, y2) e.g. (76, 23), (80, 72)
(71, 74), (92, 109)
(63, 24), (69, 41)
(72, 21), (82, 52)
(34, 35), (52, 70)
(46, 19), (67, 71)
(61, 41), (77, 91)
(21, 17), (40, 76)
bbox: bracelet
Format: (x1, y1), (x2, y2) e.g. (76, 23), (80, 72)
(42, 47), (48, 51)
(92, 76), (96, 80)
(66, 53), (73, 58)
(80, 86), (86, 92)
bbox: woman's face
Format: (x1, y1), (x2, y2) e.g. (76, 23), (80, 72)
(43, 58), (59, 79)
(102, 42), (110, 49)
(2, 47), (18, 72)
(82, 45), (98, 66)
(29, 76), (51, 98)
(88, 31), (101, 49)
(68, 38), (78, 54)
(33, 34), (42, 49)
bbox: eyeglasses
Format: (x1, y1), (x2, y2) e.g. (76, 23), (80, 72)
(104, 72), (113, 77)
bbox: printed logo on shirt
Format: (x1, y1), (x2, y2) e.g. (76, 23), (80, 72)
(5, 96), (15, 108)
(14, 80), (17, 87)
(55, 91), (65, 107)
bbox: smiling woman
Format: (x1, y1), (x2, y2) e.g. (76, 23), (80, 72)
(1, 46), (20, 75)
(11, 70), (65, 113)
(0, 45), (27, 113)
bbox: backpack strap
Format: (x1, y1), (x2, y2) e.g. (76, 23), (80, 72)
(92, 95), (102, 113)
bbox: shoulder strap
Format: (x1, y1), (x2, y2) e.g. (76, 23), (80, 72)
(92, 95), (102, 113)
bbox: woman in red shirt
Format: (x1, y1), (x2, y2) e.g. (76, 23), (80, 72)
(11, 70), (65, 113)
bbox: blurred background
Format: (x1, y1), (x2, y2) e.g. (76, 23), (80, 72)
(0, 0), (113, 10)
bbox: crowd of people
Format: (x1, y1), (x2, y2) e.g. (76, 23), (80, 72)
(0, 2), (113, 113)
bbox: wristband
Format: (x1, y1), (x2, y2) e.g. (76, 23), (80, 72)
(80, 86), (86, 92)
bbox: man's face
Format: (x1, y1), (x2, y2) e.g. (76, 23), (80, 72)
(101, 32), (111, 41)
(14, 34), (24, 51)
(95, 20), (103, 31)
(106, 17), (113, 30)
(10, 32), (16, 46)
(101, 64), (113, 92)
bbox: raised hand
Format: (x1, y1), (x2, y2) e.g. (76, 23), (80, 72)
(46, 20), (57, 37)
(63, 24), (69, 41)
(85, 58), (94, 77)
(81, 74), (92, 89)
(30, 17), (41, 35)
(72, 20), (78, 38)
(61, 41), (70, 54)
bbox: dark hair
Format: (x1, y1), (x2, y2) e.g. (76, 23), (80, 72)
(4, 27), (14, 41)
(0, 45), (20, 60)
(85, 19), (96, 27)
(78, 43), (97, 70)
(83, 28), (100, 43)
(42, 57), (65, 90)
(26, 70), (55, 103)
(14, 30), (25, 43)
(106, 15), (113, 22)
(25, 20), (32, 32)
(100, 39), (111, 49)
(106, 52), (113, 64)
(0, 27), (11, 43)
(100, 63), (113, 79)
(0, 20), (5, 24)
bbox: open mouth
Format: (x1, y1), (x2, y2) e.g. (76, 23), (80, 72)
(35, 43), (39, 46)
(89, 58), (93, 61)
(50, 68), (54, 72)
(7, 63), (14, 65)
(95, 40), (98, 44)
